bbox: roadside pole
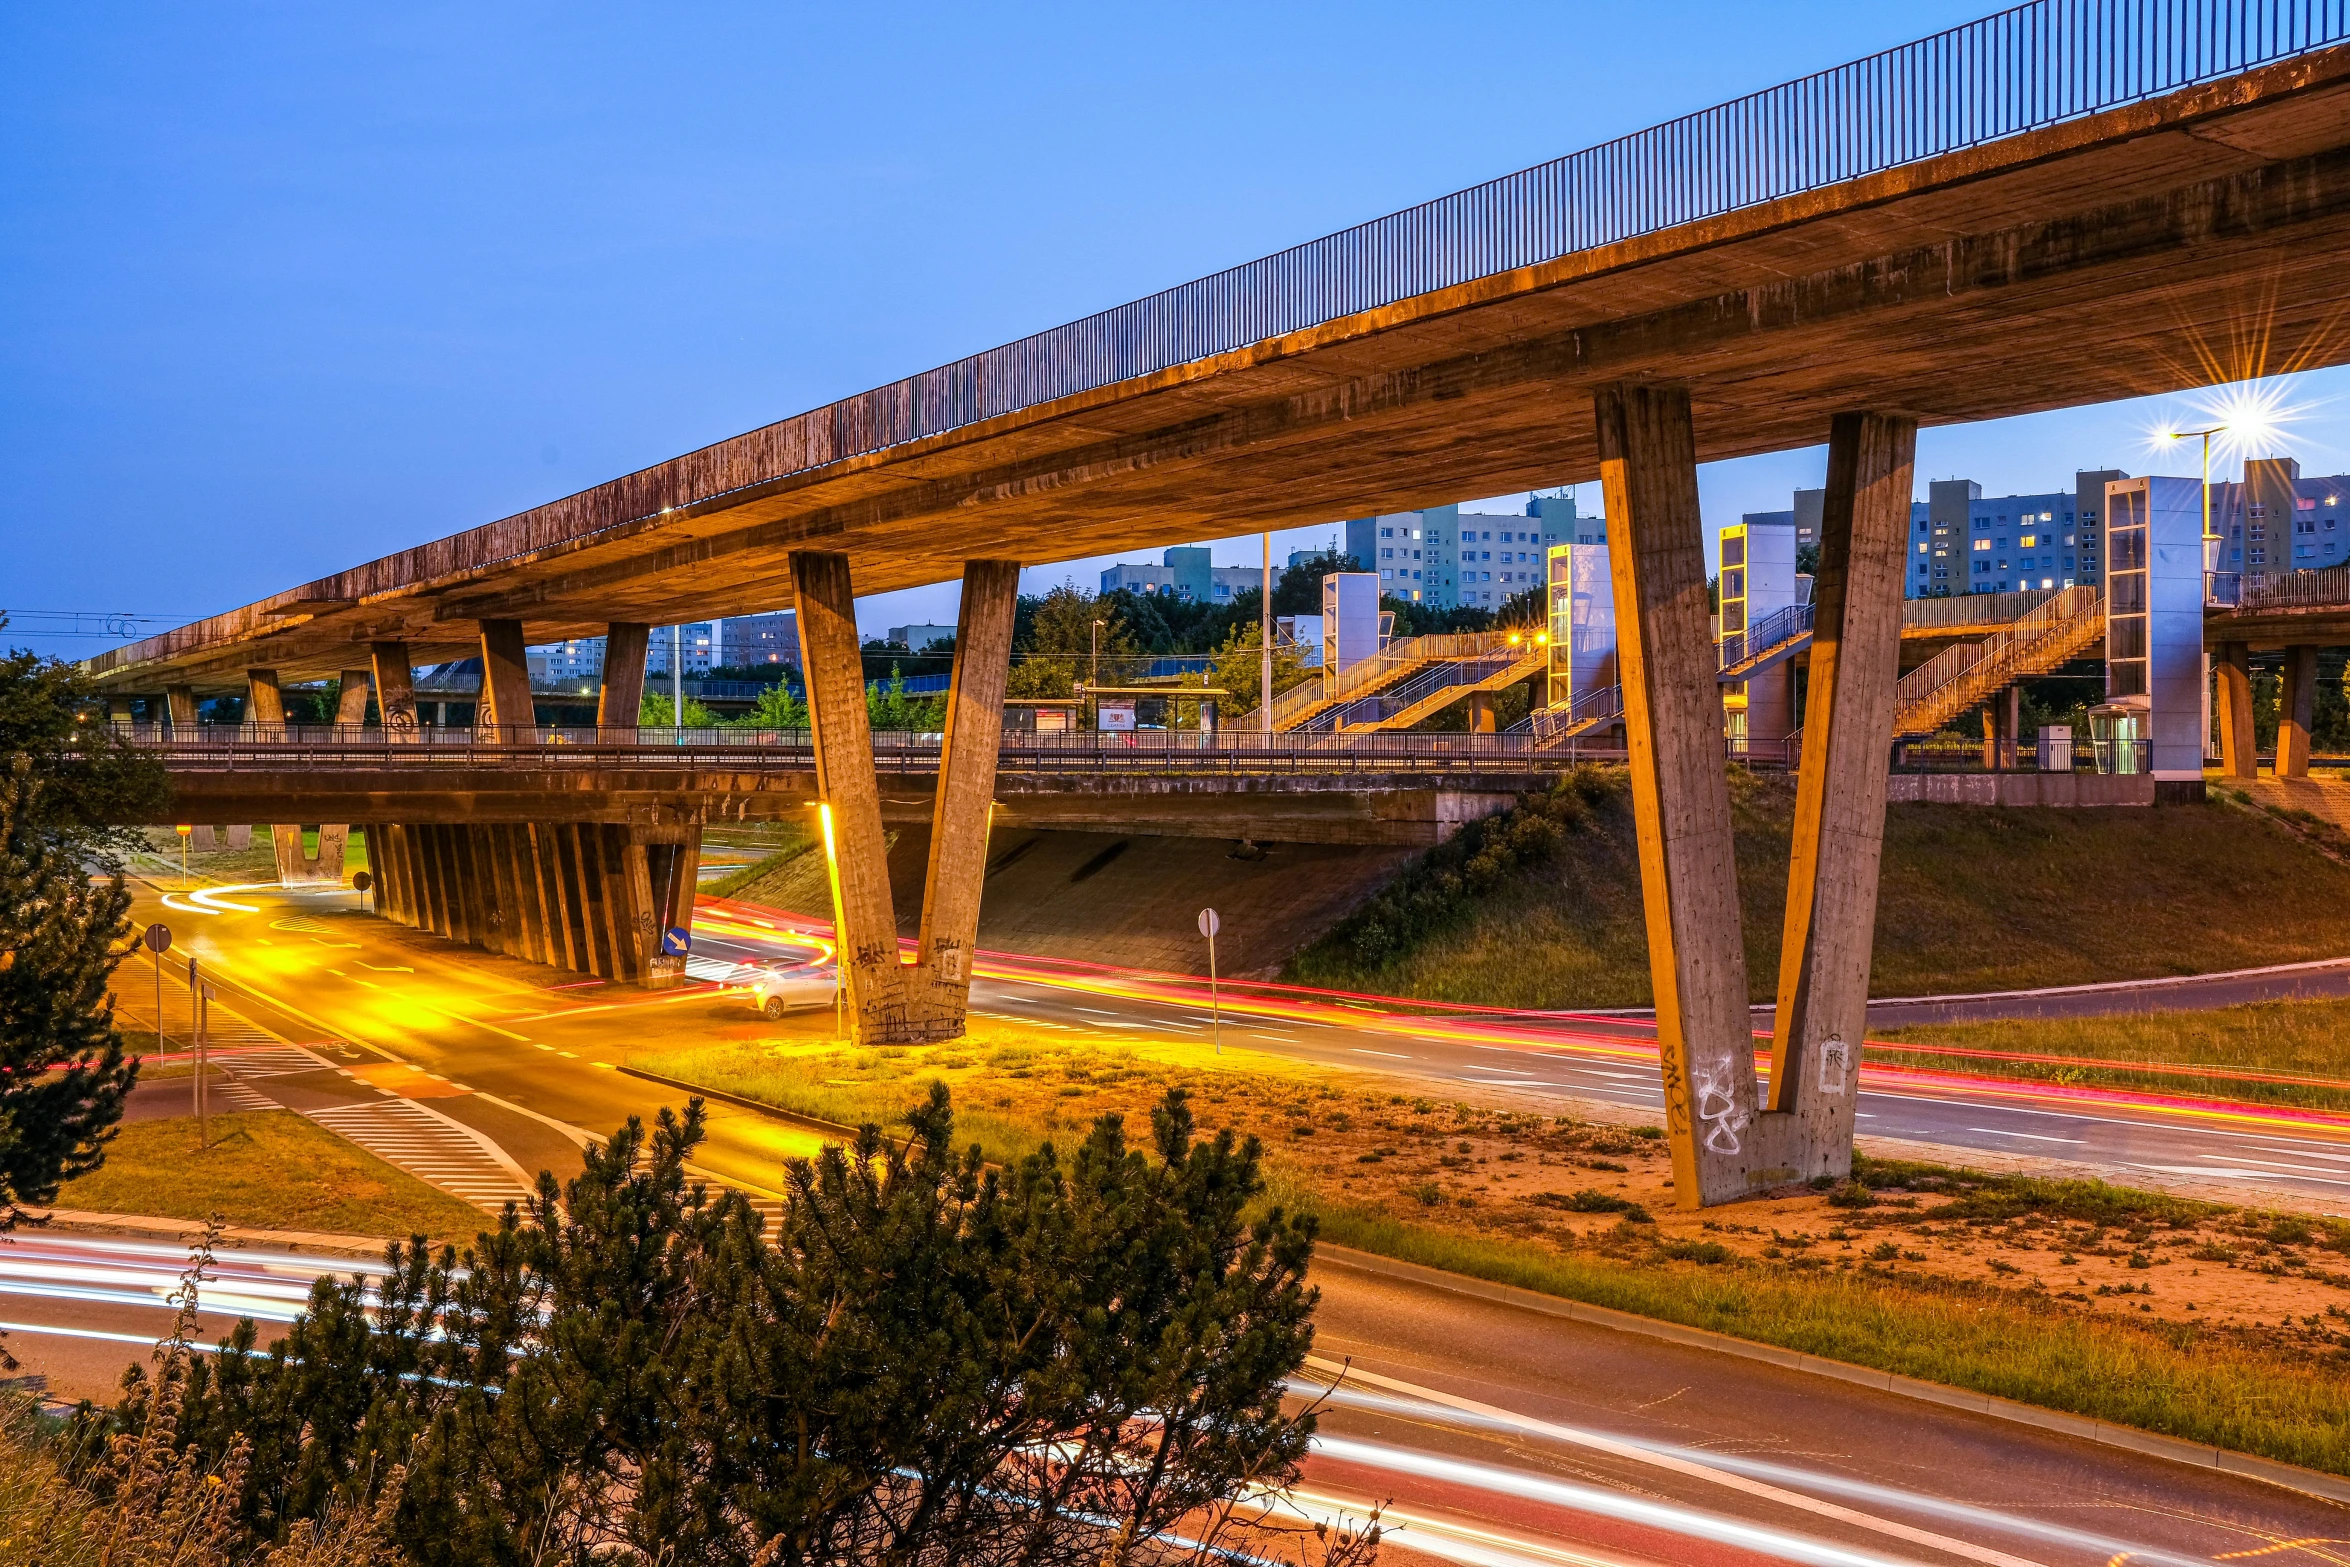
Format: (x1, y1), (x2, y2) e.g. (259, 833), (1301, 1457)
(143, 923), (172, 1059)
(1198, 907), (1222, 1054)
(188, 954), (207, 1150)
(1260, 531), (1273, 735)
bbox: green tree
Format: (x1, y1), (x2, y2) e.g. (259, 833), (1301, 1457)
(1205, 620), (1314, 722)
(0, 757), (139, 1229)
(638, 690), (720, 727)
(1272, 549), (1355, 615)
(0, 617), (169, 856)
(733, 681), (809, 730)
(866, 666), (946, 731)
(104, 1090), (1364, 1567)
(1009, 583), (1134, 699)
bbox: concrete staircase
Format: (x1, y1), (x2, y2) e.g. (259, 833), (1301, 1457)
(1513, 684), (1624, 748)
(1328, 645), (1548, 732)
(1271, 631), (1524, 733)
(1891, 585), (2103, 737)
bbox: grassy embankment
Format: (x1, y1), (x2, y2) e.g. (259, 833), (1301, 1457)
(1285, 766), (2350, 1007)
(54, 1111), (484, 1242)
(633, 1018), (2350, 1476)
(700, 823), (829, 907)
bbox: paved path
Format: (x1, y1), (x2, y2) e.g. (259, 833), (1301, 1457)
(5, 1228), (2343, 1563)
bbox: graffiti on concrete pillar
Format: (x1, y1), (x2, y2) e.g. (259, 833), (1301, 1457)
(1816, 1034), (1852, 1096)
(1691, 1059), (1748, 1155)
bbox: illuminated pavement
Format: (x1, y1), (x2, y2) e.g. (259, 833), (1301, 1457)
(113, 875), (2350, 1209)
(27, 874), (2350, 1558)
(6, 1230), (2342, 1564)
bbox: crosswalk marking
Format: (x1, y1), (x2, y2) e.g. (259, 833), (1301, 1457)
(305, 1101), (536, 1210)
(215, 1045), (336, 1079)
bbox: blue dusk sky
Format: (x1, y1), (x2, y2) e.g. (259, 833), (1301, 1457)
(6, 2), (2348, 660)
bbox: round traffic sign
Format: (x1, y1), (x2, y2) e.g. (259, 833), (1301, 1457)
(352, 871), (374, 893)
(142, 923), (172, 954)
(1197, 907), (1220, 939)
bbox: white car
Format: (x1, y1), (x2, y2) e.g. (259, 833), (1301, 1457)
(745, 958), (838, 1019)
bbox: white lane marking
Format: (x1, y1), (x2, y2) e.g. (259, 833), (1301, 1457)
(1072, 1007), (1126, 1020)
(1303, 1361), (2043, 1567)
(1353, 1049), (1411, 1060)
(1963, 1128), (2083, 1145)
(2131, 1163), (2350, 1188)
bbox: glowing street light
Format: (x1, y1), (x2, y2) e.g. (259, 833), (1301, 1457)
(2151, 385), (2294, 543)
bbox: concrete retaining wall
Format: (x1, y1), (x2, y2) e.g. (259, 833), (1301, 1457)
(1885, 772), (2157, 807)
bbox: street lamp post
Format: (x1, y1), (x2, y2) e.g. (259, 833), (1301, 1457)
(1090, 619), (1104, 692)
(1260, 531), (1273, 734)
(2165, 425), (2223, 546)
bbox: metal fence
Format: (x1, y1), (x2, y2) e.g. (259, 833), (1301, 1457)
(2218, 563), (2350, 609)
(761, 0), (2349, 476)
(123, 724), (1619, 776)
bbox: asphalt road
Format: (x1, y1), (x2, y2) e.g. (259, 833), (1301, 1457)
(7, 1230), (2342, 1565)
(28, 873), (2350, 1560)
(115, 878), (2350, 1210)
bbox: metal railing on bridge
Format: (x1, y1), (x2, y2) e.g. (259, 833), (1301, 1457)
(124, 723), (1623, 777)
(2208, 563), (2350, 610)
(700, 1), (2350, 481)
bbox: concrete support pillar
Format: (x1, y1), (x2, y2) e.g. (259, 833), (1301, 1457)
(2279, 644), (2318, 779)
(167, 685), (200, 732)
(1466, 691), (1497, 734)
(642, 828), (703, 989)
(2215, 641), (2257, 780)
(246, 669), (285, 731)
(371, 643), (419, 739)
(476, 620), (534, 738)
(1768, 411), (1917, 1180)
(1594, 381), (1762, 1209)
(356, 819), (698, 985)
(599, 622), (650, 731)
(794, 550), (915, 1041)
(1977, 686), (2020, 770)
(107, 696), (134, 727)
(335, 669), (373, 729)
(914, 559), (1021, 1033)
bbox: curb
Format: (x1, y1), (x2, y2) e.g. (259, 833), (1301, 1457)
(616, 1066), (863, 1143)
(1311, 1242), (2350, 1509)
(27, 1208), (391, 1259)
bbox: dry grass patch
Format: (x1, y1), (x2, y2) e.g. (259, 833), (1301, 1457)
(55, 1111), (485, 1241)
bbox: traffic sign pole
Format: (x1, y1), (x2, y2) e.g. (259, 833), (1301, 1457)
(142, 923), (172, 1061)
(1198, 908), (1222, 1055)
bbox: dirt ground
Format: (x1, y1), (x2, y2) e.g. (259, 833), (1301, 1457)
(639, 1016), (2350, 1362)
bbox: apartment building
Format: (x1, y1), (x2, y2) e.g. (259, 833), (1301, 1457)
(1344, 492), (1598, 608)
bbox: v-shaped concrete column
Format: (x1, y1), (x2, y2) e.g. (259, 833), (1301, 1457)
(2215, 642), (2257, 779)
(2279, 644), (2318, 778)
(793, 551), (918, 1041)
(477, 620), (534, 737)
(793, 550), (1020, 1044)
(371, 643), (419, 739)
(1596, 382), (1765, 1208)
(1767, 412), (1916, 1176)
(599, 622), (650, 732)
(915, 560), (1021, 1022)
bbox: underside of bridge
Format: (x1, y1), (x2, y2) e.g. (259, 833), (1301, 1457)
(85, 29), (2350, 1203)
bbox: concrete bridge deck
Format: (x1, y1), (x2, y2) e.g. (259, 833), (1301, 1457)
(84, 13), (2350, 691)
